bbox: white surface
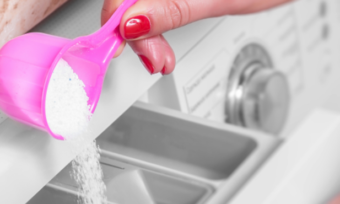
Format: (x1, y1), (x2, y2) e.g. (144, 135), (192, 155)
(230, 109), (340, 204)
(182, 50), (229, 119)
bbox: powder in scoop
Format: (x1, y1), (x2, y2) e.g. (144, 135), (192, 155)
(46, 59), (107, 204)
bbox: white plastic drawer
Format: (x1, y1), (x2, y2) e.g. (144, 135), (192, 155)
(28, 102), (279, 204)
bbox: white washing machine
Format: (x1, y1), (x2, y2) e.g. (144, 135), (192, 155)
(1, 0), (340, 203)
(147, 0), (340, 137)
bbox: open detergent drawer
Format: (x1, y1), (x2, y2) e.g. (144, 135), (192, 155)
(28, 102), (279, 204)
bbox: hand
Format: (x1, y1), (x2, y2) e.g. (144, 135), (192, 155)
(102, 0), (293, 75)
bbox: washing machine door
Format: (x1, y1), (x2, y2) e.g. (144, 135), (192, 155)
(228, 109), (340, 204)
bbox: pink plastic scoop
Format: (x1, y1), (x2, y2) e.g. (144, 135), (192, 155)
(0, 0), (137, 140)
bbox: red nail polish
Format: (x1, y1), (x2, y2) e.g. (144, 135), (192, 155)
(138, 55), (154, 74)
(161, 66), (166, 75)
(124, 15), (151, 39)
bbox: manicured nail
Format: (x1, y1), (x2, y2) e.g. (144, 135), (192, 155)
(124, 15), (151, 39)
(161, 66), (166, 75)
(138, 55), (154, 74)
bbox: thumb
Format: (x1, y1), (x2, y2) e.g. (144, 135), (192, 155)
(112, 0), (293, 40)
(119, 0), (211, 40)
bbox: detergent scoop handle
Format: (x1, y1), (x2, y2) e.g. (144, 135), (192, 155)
(89, 0), (138, 45)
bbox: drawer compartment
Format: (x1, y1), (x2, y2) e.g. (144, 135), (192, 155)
(28, 102), (279, 203)
(98, 103), (257, 180)
(29, 157), (212, 204)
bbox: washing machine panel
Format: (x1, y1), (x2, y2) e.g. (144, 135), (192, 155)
(148, 0), (340, 137)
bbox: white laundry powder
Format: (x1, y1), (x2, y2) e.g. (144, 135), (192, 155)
(46, 59), (107, 204)
(72, 140), (107, 204)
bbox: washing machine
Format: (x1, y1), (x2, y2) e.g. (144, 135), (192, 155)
(1, 0), (340, 203)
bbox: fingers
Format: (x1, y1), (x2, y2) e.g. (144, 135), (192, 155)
(159, 35), (175, 75)
(119, 0), (210, 40)
(101, 0), (124, 26)
(130, 35), (164, 74)
(128, 34), (175, 75)
(113, 40), (126, 58)
(102, 0), (176, 74)
(102, 0), (293, 40)
(102, 0), (293, 74)
(117, 0), (293, 41)
(102, 0), (126, 58)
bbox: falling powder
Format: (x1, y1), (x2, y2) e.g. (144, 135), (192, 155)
(46, 59), (107, 204)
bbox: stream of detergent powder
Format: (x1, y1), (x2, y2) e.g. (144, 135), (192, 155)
(45, 59), (107, 204)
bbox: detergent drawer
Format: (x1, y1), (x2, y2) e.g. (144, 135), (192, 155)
(28, 102), (279, 204)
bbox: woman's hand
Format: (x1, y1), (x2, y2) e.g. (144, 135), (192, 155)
(102, 0), (293, 74)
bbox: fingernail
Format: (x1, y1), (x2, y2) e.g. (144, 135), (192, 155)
(138, 55), (154, 74)
(161, 66), (166, 75)
(124, 15), (151, 39)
